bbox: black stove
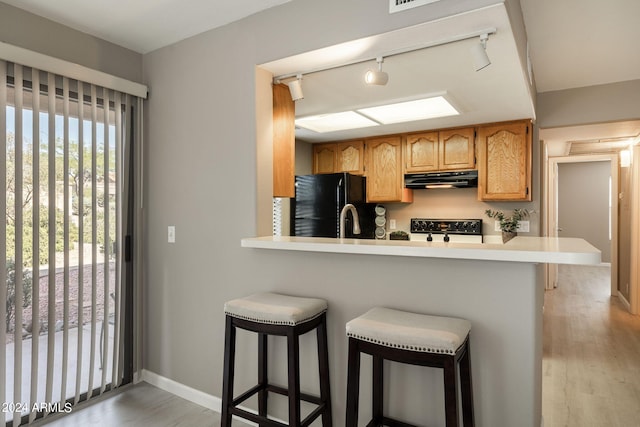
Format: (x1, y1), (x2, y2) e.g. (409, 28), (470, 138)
(410, 219), (483, 243)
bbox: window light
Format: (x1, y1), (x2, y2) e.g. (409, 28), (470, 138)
(357, 96), (459, 125)
(295, 111), (379, 133)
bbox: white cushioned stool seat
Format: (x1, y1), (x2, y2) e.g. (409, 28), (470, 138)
(224, 292), (328, 326)
(346, 307), (471, 355)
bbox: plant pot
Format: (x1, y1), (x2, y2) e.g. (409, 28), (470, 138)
(502, 231), (517, 243)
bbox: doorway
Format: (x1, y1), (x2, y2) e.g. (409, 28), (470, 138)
(546, 154), (618, 296)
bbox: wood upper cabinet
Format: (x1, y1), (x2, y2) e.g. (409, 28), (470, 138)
(313, 143), (337, 174)
(312, 140), (364, 175)
(439, 127), (476, 171)
(405, 132), (439, 172)
(336, 141), (364, 175)
(366, 136), (409, 203)
(476, 120), (532, 201)
(405, 128), (475, 173)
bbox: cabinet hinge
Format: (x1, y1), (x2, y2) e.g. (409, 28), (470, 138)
(526, 125), (529, 134)
(526, 187), (529, 195)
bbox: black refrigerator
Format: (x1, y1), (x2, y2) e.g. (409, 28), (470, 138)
(291, 173), (376, 239)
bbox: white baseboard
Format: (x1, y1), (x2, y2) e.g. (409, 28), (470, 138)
(140, 369), (278, 426)
(617, 292), (631, 311)
(141, 369), (221, 413)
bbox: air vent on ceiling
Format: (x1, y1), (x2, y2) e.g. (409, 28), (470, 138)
(389, 0), (442, 14)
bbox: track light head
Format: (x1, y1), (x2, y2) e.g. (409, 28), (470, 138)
(471, 33), (491, 72)
(365, 57), (389, 86)
(287, 74), (304, 101)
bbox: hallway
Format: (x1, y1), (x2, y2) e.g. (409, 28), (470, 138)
(542, 264), (640, 426)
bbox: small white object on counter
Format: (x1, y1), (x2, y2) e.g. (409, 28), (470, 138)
(241, 235), (601, 265)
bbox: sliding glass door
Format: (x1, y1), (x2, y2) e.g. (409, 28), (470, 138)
(1, 61), (137, 425)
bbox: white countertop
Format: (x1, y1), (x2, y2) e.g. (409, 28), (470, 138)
(241, 235), (601, 264)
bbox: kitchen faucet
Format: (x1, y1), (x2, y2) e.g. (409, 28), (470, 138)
(339, 203), (361, 238)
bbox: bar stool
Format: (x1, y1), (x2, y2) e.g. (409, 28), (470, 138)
(345, 307), (474, 427)
(221, 292), (332, 427)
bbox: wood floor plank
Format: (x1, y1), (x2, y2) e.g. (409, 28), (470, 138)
(35, 382), (229, 427)
(542, 264), (640, 427)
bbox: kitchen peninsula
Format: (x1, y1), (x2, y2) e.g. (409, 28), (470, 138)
(241, 235), (600, 427)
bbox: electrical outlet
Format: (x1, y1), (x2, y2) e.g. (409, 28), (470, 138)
(494, 220), (501, 231)
(389, 219), (397, 230)
(168, 226), (176, 243)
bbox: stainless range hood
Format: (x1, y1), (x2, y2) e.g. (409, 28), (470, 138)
(404, 170), (478, 189)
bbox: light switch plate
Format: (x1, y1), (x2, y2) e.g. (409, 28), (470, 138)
(168, 226), (176, 243)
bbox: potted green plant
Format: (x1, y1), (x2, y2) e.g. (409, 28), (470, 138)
(485, 209), (529, 243)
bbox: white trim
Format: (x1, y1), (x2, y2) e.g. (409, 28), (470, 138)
(0, 41), (147, 99)
(617, 291), (631, 312)
(140, 369), (283, 426)
(631, 145), (640, 314)
(545, 153), (619, 296)
(141, 369), (220, 412)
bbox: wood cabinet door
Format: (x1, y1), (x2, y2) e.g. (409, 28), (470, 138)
(439, 127), (475, 171)
(405, 132), (439, 173)
(272, 83), (295, 197)
(336, 140), (364, 175)
(477, 120), (532, 201)
(366, 136), (403, 202)
(313, 144), (337, 174)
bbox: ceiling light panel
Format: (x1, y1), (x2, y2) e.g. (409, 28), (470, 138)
(295, 111), (380, 133)
(357, 96), (459, 124)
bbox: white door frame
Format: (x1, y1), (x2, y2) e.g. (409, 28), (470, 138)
(631, 145), (640, 314)
(545, 153), (619, 298)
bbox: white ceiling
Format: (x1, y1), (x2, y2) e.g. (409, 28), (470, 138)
(261, 4), (535, 142)
(520, 0), (640, 93)
(0, 0), (293, 54)
(4, 0), (639, 149)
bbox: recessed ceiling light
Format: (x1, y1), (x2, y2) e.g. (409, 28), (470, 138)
(295, 111), (380, 133)
(357, 96), (459, 125)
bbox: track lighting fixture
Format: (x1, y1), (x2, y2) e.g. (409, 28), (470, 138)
(470, 33), (491, 71)
(365, 57), (389, 86)
(287, 74), (304, 101)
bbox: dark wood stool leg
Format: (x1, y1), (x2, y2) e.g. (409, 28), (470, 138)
(372, 354), (384, 425)
(221, 316), (236, 427)
(258, 332), (268, 426)
(317, 315), (333, 426)
(443, 356), (460, 427)
(287, 328), (301, 426)
(459, 342), (475, 427)
(345, 338), (361, 427)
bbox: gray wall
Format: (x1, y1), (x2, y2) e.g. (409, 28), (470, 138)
(537, 80), (640, 129)
(141, 0), (526, 425)
(0, 2), (142, 82)
(4, 0), (637, 423)
(558, 161), (611, 262)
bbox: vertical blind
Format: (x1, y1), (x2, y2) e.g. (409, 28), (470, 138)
(1, 60), (139, 425)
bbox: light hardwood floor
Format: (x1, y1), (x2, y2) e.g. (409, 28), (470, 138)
(34, 264), (640, 426)
(542, 264), (640, 426)
(34, 382), (232, 427)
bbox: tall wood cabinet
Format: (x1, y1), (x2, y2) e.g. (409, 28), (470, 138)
(312, 140), (364, 175)
(476, 120), (532, 201)
(405, 128), (475, 172)
(272, 83), (295, 197)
